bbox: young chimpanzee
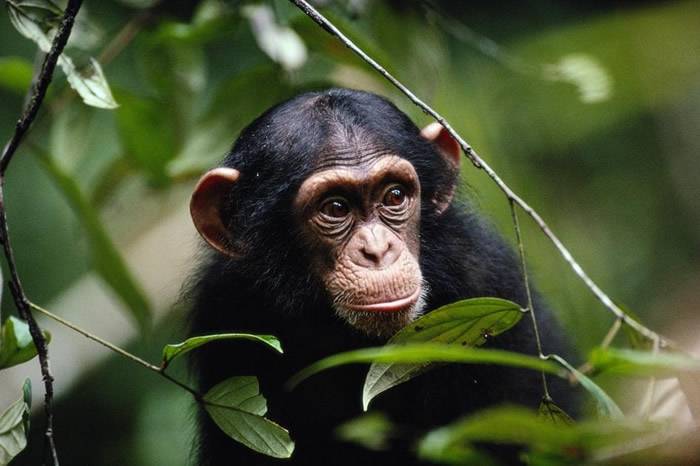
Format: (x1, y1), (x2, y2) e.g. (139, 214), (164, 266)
(187, 88), (576, 465)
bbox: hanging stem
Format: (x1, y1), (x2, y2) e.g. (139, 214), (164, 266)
(509, 200), (550, 399)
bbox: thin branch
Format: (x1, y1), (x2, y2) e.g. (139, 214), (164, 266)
(29, 302), (201, 400)
(0, 1), (83, 464)
(287, 0), (675, 349)
(28, 302), (159, 372)
(601, 317), (623, 349)
(509, 200), (550, 399)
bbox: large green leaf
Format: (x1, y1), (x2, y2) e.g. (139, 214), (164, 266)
(551, 355), (623, 419)
(0, 317), (51, 370)
(0, 380), (31, 466)
(37, 154), (152, 332)
(203, 376), (294, 458)
(590, 347), (700, 378)
(161, 333), (282, 368)
(6, 1), (117, 109)
(288, 343), (561, 389)
(363, 298), (524, 409)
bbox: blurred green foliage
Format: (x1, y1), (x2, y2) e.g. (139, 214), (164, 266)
(0, 0), (698, 464)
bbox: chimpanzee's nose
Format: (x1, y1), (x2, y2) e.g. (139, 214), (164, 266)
(350, 224), (401, 269)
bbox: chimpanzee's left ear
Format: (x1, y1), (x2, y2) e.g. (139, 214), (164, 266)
(421, 122), (461, 214)
(190, 167), (242, 257)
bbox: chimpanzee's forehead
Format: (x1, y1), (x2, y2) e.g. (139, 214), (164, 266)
(313, 144), (397, 172)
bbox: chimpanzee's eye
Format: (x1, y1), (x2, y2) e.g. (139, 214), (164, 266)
(382, 185), (407, 208)
(320, 198), (350, 219)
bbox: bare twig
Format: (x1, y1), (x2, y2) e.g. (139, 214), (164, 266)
(287, 0), (674, 349)
(0, 1), (83, 464)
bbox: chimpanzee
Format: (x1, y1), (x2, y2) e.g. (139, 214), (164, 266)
(186, 88), (577, 465)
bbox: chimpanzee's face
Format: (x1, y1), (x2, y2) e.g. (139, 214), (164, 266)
(189, 113), (459, 339)
(293, 155), (426, 337)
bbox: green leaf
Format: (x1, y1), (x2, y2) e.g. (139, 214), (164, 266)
(0, 382), (31, 466)
(288, 343), (562, 390)
(335, 412), (395, 451)
(203, 376), (294, 458)
(590, 347), (700, 378)
(6, 2), (117, 109)
(550, 355), (623, 419)
(363, 298), (524, 409)
(162, 333), (282, 368)
(37, 154), (152, 332)
(0, 57), (33, 95)
(0, 316), (51, 369)
(538, 398), (574, 426)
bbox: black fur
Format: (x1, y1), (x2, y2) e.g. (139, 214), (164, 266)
(186, 88), (577, 465)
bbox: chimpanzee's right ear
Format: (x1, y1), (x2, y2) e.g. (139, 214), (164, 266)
(190, 167), (241, 257)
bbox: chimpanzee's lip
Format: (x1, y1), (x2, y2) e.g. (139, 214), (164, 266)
(345, 287), (421, 313)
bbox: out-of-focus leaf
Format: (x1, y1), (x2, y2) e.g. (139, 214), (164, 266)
(0, 317), (51, 369)
(0, 382), (31, 466)
(6, 1), (117, 109)
(37, 154), (151, 332)
(418, 405), (672, 465)
(363, 298), (523, 410)
(114, 91), (178, 186)
(203, 376), (294, 458)
(419, 406), (568, 465)
(166, 119), (232, 180)
(49, 102), (92, 171)
(0, 57), (33, 95)
(551, 355), (623, 419)
(539, 398), (574, 426)
(288, 344), (561, 389)
(335, 412), (395, 451)
(243, 4), (307, 71)
(167, 66), (296, 179)
(543, 53), (612, 103)
(161, 333), (282, 368)
(590, 347), (700, 378)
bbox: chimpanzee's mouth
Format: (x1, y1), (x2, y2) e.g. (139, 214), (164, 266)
(345, 286), (422, 313)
